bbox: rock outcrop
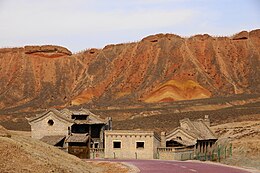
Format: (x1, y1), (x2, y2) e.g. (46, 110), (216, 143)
(0, 29), (259, 112)
(24, 45), (72, 58)
(232, 31), (249, 40)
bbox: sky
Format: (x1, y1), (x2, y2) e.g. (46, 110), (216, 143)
(0, 0), (259, 52)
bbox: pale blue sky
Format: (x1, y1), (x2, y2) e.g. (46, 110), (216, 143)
(0, 0), (259, 52)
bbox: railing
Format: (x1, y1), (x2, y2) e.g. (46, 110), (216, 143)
(90, 148), (104, 153)
(157, 147), (194, 153)
(195, 143), (233, 161)
(157, 147), (194, 161)
(90, 148), (104, 159)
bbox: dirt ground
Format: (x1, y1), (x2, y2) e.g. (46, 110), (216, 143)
(212, 121), (260, 170)
(0, 127), (131, 173)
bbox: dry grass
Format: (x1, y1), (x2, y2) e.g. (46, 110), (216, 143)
(212, 121), (260, 170)
(0, 128), (131, 173)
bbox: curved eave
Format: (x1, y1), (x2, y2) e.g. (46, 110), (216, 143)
(28, 109), (74, 124)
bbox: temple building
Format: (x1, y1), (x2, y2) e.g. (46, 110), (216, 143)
(27, 108), (112, 159)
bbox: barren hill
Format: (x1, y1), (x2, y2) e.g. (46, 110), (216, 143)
(0, 30), (259, 113)
(0, 126), (129, 173)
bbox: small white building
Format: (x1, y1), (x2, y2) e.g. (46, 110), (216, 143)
(105, 130), (161, 159)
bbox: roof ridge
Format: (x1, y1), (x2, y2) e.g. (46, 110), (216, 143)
(198, 119), (217, 139)
(166, 126), (197, 140)
(27, 108), (74, 123)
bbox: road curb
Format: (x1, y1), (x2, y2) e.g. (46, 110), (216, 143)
(120, 162), (140, 173)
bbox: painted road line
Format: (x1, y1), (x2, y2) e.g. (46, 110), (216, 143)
(189, 169), (198, 172)
(165, 163), (172, 164)
(165, 162), (177, 166)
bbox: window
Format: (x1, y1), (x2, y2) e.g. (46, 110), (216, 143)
(136, 142), (144, 149)
(113, 141), (121, 148)
(47, 119), (54, 126)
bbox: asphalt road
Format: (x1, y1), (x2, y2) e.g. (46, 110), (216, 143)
(94, 159), (252, 173)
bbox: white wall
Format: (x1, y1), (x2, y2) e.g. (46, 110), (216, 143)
(105, 131), (159, 159)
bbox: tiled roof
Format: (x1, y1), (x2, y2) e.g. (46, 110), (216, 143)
(61, 108), (105, 124)
(166, 118), (217, 146)
(171, 138), (196, 146)
(27, 108), (106, 124)
(192, 120), (217, 140)
(40, 135), (66, 146)
(65, 133), (89, 143)
(27, 108), (74, 123)
(180, 118), (217, 140)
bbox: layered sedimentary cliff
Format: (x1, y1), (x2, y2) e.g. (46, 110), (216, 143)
(0, 30), (259, 112)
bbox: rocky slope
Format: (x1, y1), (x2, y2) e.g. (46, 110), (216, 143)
(0, 30), (259, 113)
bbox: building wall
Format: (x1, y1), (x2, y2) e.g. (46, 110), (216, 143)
(30, 112), (71, 139)
(153, 135), (161, 159)
(105, 131), (159, 159)
(68, 145), (89, 159)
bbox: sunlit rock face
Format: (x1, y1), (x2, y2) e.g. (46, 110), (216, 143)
(0, 29), (259, 111)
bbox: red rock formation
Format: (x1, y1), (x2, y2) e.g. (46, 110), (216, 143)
(24, 45), (72, 55)
(142, 80), (211, 103)
(0, 30), (259, 112)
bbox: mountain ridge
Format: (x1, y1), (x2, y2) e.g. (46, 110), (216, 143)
(0, 29), (259, 112)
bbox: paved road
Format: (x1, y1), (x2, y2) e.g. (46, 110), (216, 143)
(92, 159), (252, 173)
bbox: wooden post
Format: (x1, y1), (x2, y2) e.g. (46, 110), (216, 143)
(225, 146), (227, 159)
(212, 150), (214, 161)
(218, 145), (221, 162)
(230, 143), (232, 157)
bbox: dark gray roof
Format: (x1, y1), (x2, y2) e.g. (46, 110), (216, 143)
(40, 135), (65, 146)
(60, 108), (106, 124)
(170, 138), (196, 146)
(65, 133), (89, 143)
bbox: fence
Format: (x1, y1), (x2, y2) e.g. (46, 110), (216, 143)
(195, 143), (232, 162)
(157, 147), (194, 161)
(90, 148), (104, 159)
(157, 143), (232, 162)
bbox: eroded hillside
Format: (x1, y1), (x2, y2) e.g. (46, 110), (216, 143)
(0, 30), (259, 113)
